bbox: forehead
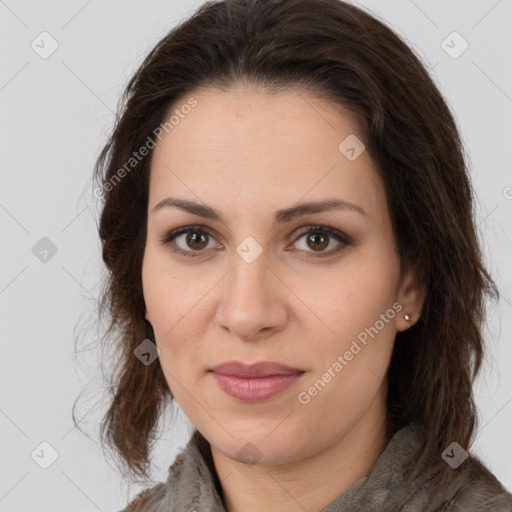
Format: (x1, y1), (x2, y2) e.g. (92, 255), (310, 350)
(148, 87), (384, 218)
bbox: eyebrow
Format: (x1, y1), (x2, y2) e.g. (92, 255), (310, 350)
(152, 197), (367, 224)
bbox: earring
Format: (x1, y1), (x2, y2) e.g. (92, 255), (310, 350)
(404, 313), (411, 328)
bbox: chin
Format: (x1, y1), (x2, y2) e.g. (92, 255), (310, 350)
(209, 422), (308, 467)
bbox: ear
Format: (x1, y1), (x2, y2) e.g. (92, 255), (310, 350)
(395, 263), (426, 332)
(145, 310), (151, 322)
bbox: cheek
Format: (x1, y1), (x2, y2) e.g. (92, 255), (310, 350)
(296, 324), (395, 433)
(142, 256), (207, 373)
(297, 263), (399, 397)
(302, 262), (398, 343)
(142, 251), (193, 332)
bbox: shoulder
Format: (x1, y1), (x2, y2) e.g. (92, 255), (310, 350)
(377, 424), (512, 512)
(117, 431), (223, 511)
(435, 455), (512, 511)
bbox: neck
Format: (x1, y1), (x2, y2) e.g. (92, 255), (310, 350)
(210, 387), (389, 512)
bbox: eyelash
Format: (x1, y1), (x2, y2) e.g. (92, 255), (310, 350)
(160, 224), (352, 259)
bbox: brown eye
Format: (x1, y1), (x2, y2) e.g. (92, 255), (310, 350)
(161, 226), (218, 258)
(184, 230), (209, 250)
(291, 225), (351, 258)
(305, 231), (329, 252)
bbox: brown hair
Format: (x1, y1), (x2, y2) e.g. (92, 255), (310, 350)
(81, 0), (500, 502)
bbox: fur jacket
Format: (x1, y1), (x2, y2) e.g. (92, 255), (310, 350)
(121, 424), (512, 511)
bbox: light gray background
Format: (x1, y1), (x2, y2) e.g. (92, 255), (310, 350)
(1, 0), (511, 510)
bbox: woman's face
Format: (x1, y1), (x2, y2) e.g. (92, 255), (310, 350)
(142, 86), (423, 466)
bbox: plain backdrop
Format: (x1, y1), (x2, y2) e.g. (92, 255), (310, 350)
(0, 0), (511, 510)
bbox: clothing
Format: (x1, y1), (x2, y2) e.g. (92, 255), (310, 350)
(121, 424), (512, 511)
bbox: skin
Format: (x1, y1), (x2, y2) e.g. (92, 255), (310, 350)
(142, 85), (426, 512)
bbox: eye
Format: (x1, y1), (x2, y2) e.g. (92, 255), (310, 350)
(160, 225), (351, 259)
(290, 225), (351, 258)
(160, 225), (219, 258)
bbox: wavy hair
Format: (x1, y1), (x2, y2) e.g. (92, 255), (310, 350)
(80, 0), (500, 505)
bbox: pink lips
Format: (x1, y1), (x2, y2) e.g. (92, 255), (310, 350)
(209, 361), (304, 402)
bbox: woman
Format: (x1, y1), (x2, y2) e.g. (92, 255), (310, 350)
(90, 0), (512, 510)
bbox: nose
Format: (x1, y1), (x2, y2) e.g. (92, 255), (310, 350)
(214, 249), (288, 341)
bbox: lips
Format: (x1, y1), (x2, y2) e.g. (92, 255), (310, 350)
(209, 360), (303, 377)
(209, 361), (305, 401)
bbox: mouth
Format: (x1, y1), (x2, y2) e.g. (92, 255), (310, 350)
(208, 360), (305, 402)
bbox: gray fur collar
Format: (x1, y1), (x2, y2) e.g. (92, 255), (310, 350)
(125, 424), (512, 511)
